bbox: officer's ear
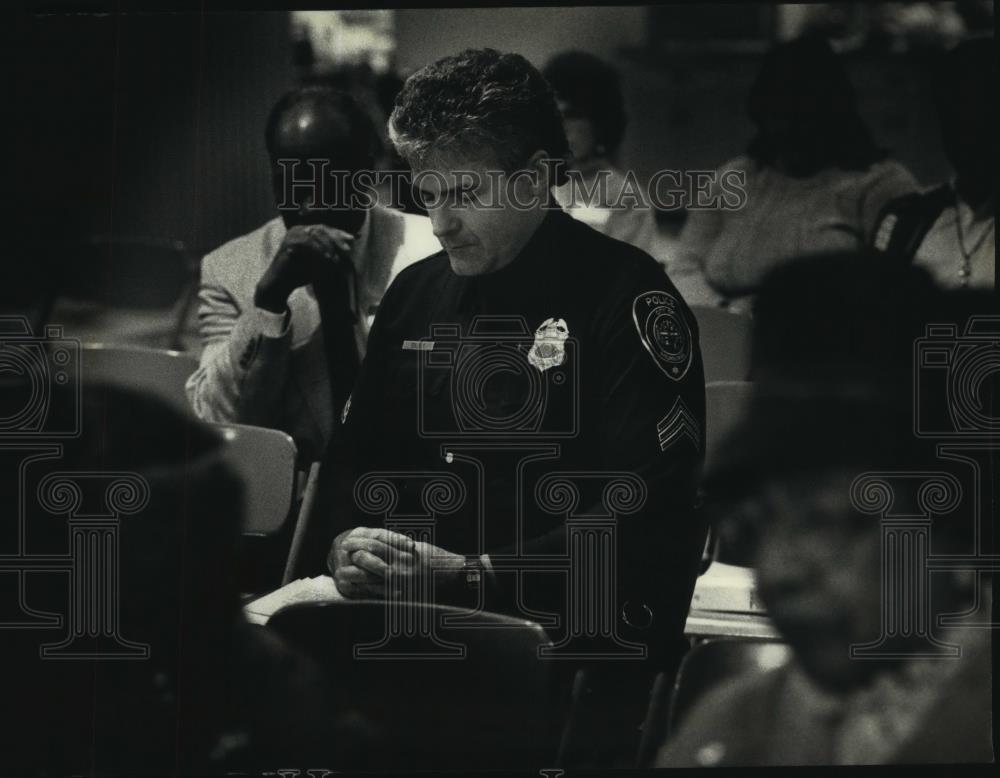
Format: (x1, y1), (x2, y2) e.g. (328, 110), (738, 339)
(525, 149), (553, 195)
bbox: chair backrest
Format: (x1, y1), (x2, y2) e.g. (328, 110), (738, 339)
(214, 423), (297, 536)
(282, 460), (322, 586)
(45, 236), (199, 350)
(668, 639), (790, 737)
(81, 343), (198, 418)
(267, 600), (559, 769)
(704, 380), (753, 473)
(691, 305), (753, 382)
(51, 236), (196, 309)
(703, 381), (757, 565)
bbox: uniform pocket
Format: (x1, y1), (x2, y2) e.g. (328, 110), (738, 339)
(384, 346), (449, 400)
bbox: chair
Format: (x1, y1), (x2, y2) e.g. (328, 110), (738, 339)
(81, 343), (198, 418)
(282, 460), (322, 586)
(667, 639), (790, 739)
(704, 380), (753, 473)
(691, 305), (753, 382)
(44, 236), (198, 350)
(215, 424), (298, 536)
(266, 600), (561, 769)
(701, 380), (753, 563)
(704, 381), (758, 566)
(215, 423), (299, 594)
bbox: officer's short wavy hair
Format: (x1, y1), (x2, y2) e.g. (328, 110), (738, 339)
(388, 48), (570, 185)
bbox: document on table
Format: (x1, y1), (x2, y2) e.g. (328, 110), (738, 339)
(243, 575), (345, 625)
(689, 561), (765, 613)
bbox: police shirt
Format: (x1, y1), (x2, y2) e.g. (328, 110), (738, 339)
(320, 208), (706, 660)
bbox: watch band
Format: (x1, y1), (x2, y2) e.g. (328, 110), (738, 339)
(462, 555), (484, 590)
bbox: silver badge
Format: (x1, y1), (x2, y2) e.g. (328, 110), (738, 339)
(528, 317), (569, 372)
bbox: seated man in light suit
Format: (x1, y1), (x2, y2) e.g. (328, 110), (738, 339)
(186, 87), (439, 463)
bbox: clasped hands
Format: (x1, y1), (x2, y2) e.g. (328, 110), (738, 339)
(327, 527), (465, 600)
(255, 224), (356, 314)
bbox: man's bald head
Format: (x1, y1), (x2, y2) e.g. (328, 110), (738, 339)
(265, 87), (378, 231)
(265, 86), (378, 166)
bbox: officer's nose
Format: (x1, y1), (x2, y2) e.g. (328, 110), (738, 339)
(428, 205), (462, 241)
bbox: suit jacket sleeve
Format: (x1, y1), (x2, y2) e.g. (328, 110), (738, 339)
(185, 251), (294, 426)
(856, 160), (919, 244)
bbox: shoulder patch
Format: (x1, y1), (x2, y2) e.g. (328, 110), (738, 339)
(632, 290), (693, 380)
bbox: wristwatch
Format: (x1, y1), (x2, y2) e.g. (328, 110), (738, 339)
(461, 555), (484, 591)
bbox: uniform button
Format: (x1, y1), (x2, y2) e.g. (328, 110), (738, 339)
(445, 452), (454, 464)
(621, 600), (654, 629)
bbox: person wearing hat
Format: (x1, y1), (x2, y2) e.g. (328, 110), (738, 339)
(655, 253), (994, 766)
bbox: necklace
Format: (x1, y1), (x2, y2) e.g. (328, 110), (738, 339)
(953, 194), (995, 287)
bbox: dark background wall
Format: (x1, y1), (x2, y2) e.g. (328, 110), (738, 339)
(19, 12), (293, 257)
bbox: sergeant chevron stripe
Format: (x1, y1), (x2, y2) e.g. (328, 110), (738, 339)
(656, 398), (701, 452)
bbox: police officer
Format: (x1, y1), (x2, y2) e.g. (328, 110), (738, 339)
(313, 49), (706, 765)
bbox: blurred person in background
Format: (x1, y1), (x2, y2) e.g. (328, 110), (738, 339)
(655, 254), (994, 766)
(0, 381), (336, 775)
(870, 36), (995, 290)
(669, 37), (918, 314)
(185, 87), (438, 464)
(543, 50), (665, 264)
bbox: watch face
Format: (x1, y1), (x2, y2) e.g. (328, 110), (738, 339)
(464, 557), (483, 588)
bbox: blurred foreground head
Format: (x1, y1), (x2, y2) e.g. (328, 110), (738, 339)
(48, 381), (242, 636)
(707, 253), (995, 691)
(0, 378), (244, 774)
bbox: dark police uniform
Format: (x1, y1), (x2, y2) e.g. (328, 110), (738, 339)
(316, 208), (706, 668)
